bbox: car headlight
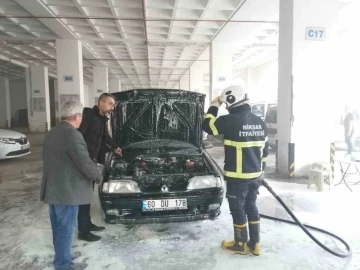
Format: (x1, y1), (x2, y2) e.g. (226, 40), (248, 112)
(102, 180), (141, 194)
(0, 138), (15, 144)
(187, 175), (222, 190)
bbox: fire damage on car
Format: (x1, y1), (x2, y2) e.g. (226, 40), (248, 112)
(99, 89), (224, 224)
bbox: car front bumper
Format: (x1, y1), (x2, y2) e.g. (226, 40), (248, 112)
(0, 142), (30, 159)
(100, 188), (224, 224)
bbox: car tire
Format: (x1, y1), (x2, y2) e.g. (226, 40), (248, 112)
(209, 210), (221, 220)
(105, 217), (116, 224)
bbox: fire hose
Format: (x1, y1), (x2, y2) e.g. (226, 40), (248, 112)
(260, 179), (352, 258)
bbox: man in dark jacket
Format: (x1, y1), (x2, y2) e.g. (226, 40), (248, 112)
(77, 93), (121, 242)
(41, 101), (102, 270)
(203, 85), (268, 256)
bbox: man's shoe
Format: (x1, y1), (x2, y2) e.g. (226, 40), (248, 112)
(78, 232), (101, 242)
(221, 223), (248, 255)
(90, 223), (105, 232)
(68, 262), (88, 270)
(248, 220), (261, 256)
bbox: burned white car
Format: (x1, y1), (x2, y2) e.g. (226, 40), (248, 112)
(99, 89), (224, 224)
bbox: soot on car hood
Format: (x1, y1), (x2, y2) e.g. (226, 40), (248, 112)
(111, 89), (205, 148)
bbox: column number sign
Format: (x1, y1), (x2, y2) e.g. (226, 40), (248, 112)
(305, 27), (326, 41)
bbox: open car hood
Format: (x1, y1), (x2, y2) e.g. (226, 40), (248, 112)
(111, 89), (205, 148)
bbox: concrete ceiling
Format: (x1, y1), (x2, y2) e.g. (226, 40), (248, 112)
(0, 0), (353, 88)
(0, 0), (245, 87)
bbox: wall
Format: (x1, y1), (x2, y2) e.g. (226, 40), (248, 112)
(233, 59), (278, 104)
(84, 83), (89, 107)
(333, 3), (360, 110)
(109, 79), (121, 93)
(232, 69), (248, 89)
(93, 66), (109, 98)
(86, 83), (95, 107)
(189, 47), (210, 108)
(179, 71), (190, 90)
(9, 80), (27, 120)
(210, 42), (233, 102)
(0, 79), (28, 128)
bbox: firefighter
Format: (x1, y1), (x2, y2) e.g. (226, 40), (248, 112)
(203, 85), (268, 256)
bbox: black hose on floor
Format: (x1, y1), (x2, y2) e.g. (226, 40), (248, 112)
(261, 180), (352, 258)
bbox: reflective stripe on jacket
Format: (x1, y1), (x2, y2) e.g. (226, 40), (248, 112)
(203, 104), (268, 181)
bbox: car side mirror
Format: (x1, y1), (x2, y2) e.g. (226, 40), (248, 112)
(203, 141), (213, 149)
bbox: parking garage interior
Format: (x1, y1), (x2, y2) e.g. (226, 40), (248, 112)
(0, 0), (360, 269)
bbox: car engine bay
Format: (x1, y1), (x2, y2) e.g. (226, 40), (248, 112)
(110, 154), (213, 178)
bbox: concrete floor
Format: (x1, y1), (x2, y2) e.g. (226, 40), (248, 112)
(0, 132), (359, 270)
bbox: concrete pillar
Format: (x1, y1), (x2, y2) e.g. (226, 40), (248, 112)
(56, 39), (84, 108)
(109, 79), (121, 93)
(93, 66), (109, 104)
(4, 78), (10, 128)
(0, 79), (10, 127)
(28, 65), (50, 132)
(25, 68), (31, 131)
(53, 79), (59, 121)
(277, 0), (339, 177)
(210, 41), (232, 102)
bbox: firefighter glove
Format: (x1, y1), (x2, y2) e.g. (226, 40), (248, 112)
(211, 96), (221, 108)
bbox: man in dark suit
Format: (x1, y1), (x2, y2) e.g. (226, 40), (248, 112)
(77, 93), (122, 242)
(41, 101), (102, 270)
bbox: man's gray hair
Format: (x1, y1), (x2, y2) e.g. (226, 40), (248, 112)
(60, 101), (84, 120)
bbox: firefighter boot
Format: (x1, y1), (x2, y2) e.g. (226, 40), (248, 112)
(221, 223), (248, 255)
(248, 221), (260, 256)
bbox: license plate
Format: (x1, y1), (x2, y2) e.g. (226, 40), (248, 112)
(142, 198), (187, 211)
(21, 145), (29, 150)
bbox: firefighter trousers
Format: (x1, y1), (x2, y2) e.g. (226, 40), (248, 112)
(226, 178), (262, 225)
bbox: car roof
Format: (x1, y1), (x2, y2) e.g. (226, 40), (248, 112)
(267, 105), (277, 111)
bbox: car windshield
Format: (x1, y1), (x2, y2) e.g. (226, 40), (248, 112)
(252, 104), (265, 118)
(265, 109), (277, 124)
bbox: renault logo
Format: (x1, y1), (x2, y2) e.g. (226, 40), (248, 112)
(161, 185), (169, 193)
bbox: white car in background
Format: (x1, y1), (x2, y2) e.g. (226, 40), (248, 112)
(264, 105), (278, 149)
(0, 129), (30, 159)
(251, 102), (277, 121)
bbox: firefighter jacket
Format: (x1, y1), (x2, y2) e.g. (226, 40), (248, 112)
(203, 104), (268, 182)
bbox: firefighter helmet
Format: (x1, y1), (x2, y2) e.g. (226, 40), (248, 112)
(220, 85), (250, 109)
